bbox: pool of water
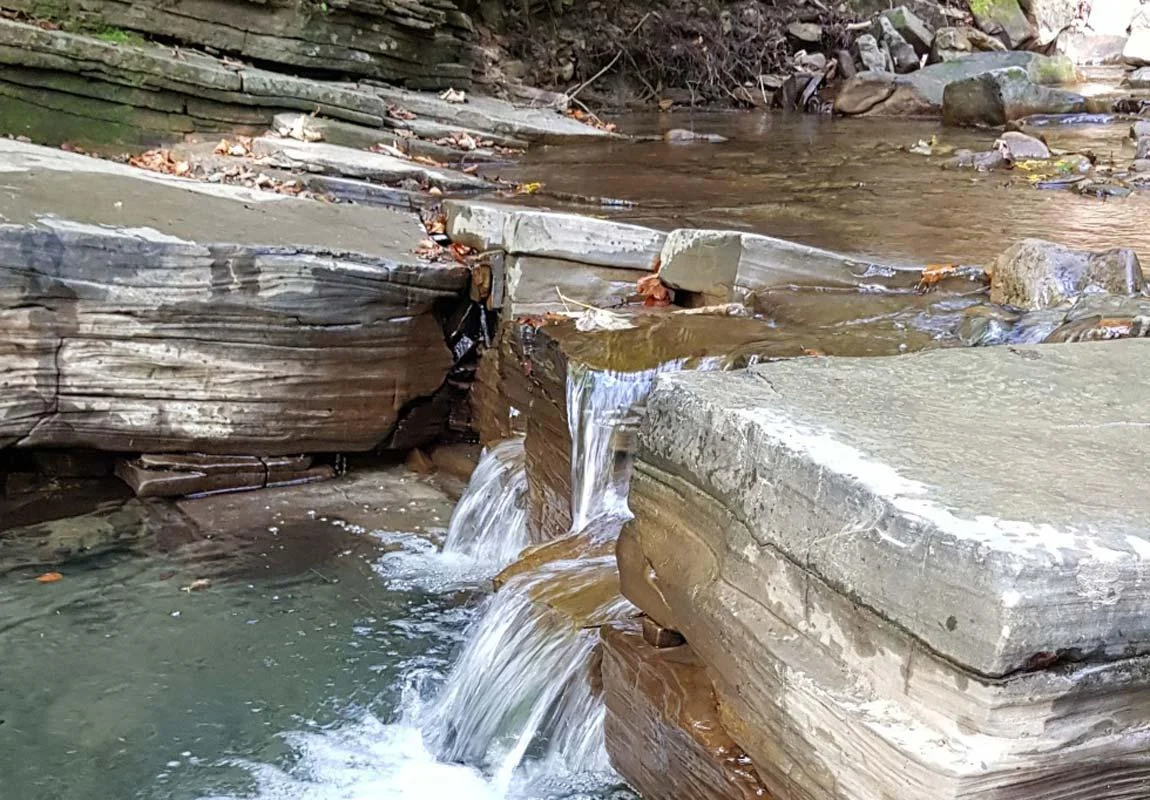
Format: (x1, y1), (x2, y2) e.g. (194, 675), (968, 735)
(485, 111), (1150, 266)
(0, 468), (629, 800)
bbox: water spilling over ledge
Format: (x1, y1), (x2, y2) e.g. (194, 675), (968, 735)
(441, 436), (529, 570)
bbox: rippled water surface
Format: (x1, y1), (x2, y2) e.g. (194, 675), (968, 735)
(487, 111), (1150, 266)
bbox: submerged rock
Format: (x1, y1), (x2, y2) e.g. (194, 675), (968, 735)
(994, 130), (1051, 160)
(942, 66), (1086, 126)
(989, 238), (1145, 309)
(943, 147), (1008, 170)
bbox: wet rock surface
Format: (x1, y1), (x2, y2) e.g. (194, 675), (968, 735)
(989, 238), (1145, 308)
(625, 340), (1150, 800)
(942, 65), (1087, 126)
(600, 621), (770, 800)
(0, 139), (468, 455)
(836, 51), (1076, 117)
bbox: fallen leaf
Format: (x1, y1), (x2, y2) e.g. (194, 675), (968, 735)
(515, 182), (544, 195)
(916, 262), (960, 293)
(636, 272), (672, 307)
(181, 578), (211, 592)
(439, 88), (467, 104)
(36, 572), (63, 583)
(802, 347), (826, 357)
(658, 98), (674, 112)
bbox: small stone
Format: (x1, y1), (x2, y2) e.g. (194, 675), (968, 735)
(964, 25), (1009, 51)
(837, 49), (858, 80)
(856, 34), (890, 73)
(994, 130), (1051, 160)
(1132, 120), (1150, 139)
(794, 50), (828, 73)
(989, 239), (1145, 309)
(1131, 158), (1150, 172)
(973, 149), (1008, 170)
(787, 21), (823, 44)
(930, 27), (972, 63)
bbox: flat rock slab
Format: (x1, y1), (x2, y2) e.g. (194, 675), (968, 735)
(251, 137), (490, 191)
(641, 340), (1150, 677)
(0, 140), (467, 455)
(445, 199), (665, 271)
(373, 85), (613, 144)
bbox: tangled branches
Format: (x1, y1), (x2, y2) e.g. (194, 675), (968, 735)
(504, 0), (854, 106)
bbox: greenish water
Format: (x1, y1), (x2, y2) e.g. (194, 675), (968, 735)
(0, 468), (628, 800)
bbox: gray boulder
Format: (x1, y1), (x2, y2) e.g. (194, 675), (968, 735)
(1022, 0), (1081, 46)
(856, 33), (891, 72)
(1133, 120), (1150, 139)
(881, 6), (935, 56)
(994, 130), (1051, 160)
(837, 51), (1076, 117)
(969, 0), (1037, 48)
(942, 66), (1086, 127)
(1138, 137), (1150, 160)
(1055, 30), (1131, 65)
(1128, 66), (1150, 87)
(989, 238), (1145, 309)
(1126, 28), (1150, 66)
(877, 17), (920, 73)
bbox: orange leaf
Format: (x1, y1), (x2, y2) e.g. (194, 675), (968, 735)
(636, 272), (672, 307)
(36, 572), (63, 583)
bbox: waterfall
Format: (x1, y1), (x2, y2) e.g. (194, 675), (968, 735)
(424, 362), (713, 785)
(441, 436), (529, 570)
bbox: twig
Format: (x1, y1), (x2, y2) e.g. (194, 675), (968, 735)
(846, 20), (872, 31)
(628, 10), (653, 37)
(568, 50), (623, 101)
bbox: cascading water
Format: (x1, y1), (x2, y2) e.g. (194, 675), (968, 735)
(423, 360), (727, 787)
(441, 436), (530, 570)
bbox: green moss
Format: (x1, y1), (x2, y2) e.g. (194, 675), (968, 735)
(91, 26), (147, 46)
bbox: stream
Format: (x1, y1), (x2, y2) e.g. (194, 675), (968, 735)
(3, 109), (1150, 800)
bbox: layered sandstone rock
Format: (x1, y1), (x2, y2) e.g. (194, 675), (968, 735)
(621, 341), (1150, 800)
(0, 140), (468, 455)
(0, 0), (473, 87)
(600, 621), (770, 800)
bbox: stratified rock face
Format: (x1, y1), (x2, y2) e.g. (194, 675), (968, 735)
(990, 238), (1145, 309)
(0, 140), (468, 455)
(0, 0), (474, 87)
(600, 622), (770, 800)
(624, 342), (1150, 800)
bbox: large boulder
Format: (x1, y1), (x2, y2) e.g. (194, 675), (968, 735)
(969, 0), (1036, 48)
(836, 50), (1076, 116)
(1125, 28), (1150, 66)
(1055, 29), (1130, 65)
(942, 66), (1086, 126)
(623, 340), (1150, 800)
(1021, 0), (1080, 45)
(1088, 0), (1140, 35)
(856, 33), (892, 72)
(989, 238), (1145, 309)
(0, 140), (469, 454)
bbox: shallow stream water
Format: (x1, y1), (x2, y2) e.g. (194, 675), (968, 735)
(490, 111), (1150, 265)
(6, 109), (1150, 800)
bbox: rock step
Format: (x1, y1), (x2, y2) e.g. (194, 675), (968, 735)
(0, 139), (469, 455)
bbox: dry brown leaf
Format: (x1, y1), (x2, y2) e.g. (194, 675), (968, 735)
(36, 572), (63, 583)
(636, 272), (672, 307)
(916, 263), (961, 293)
